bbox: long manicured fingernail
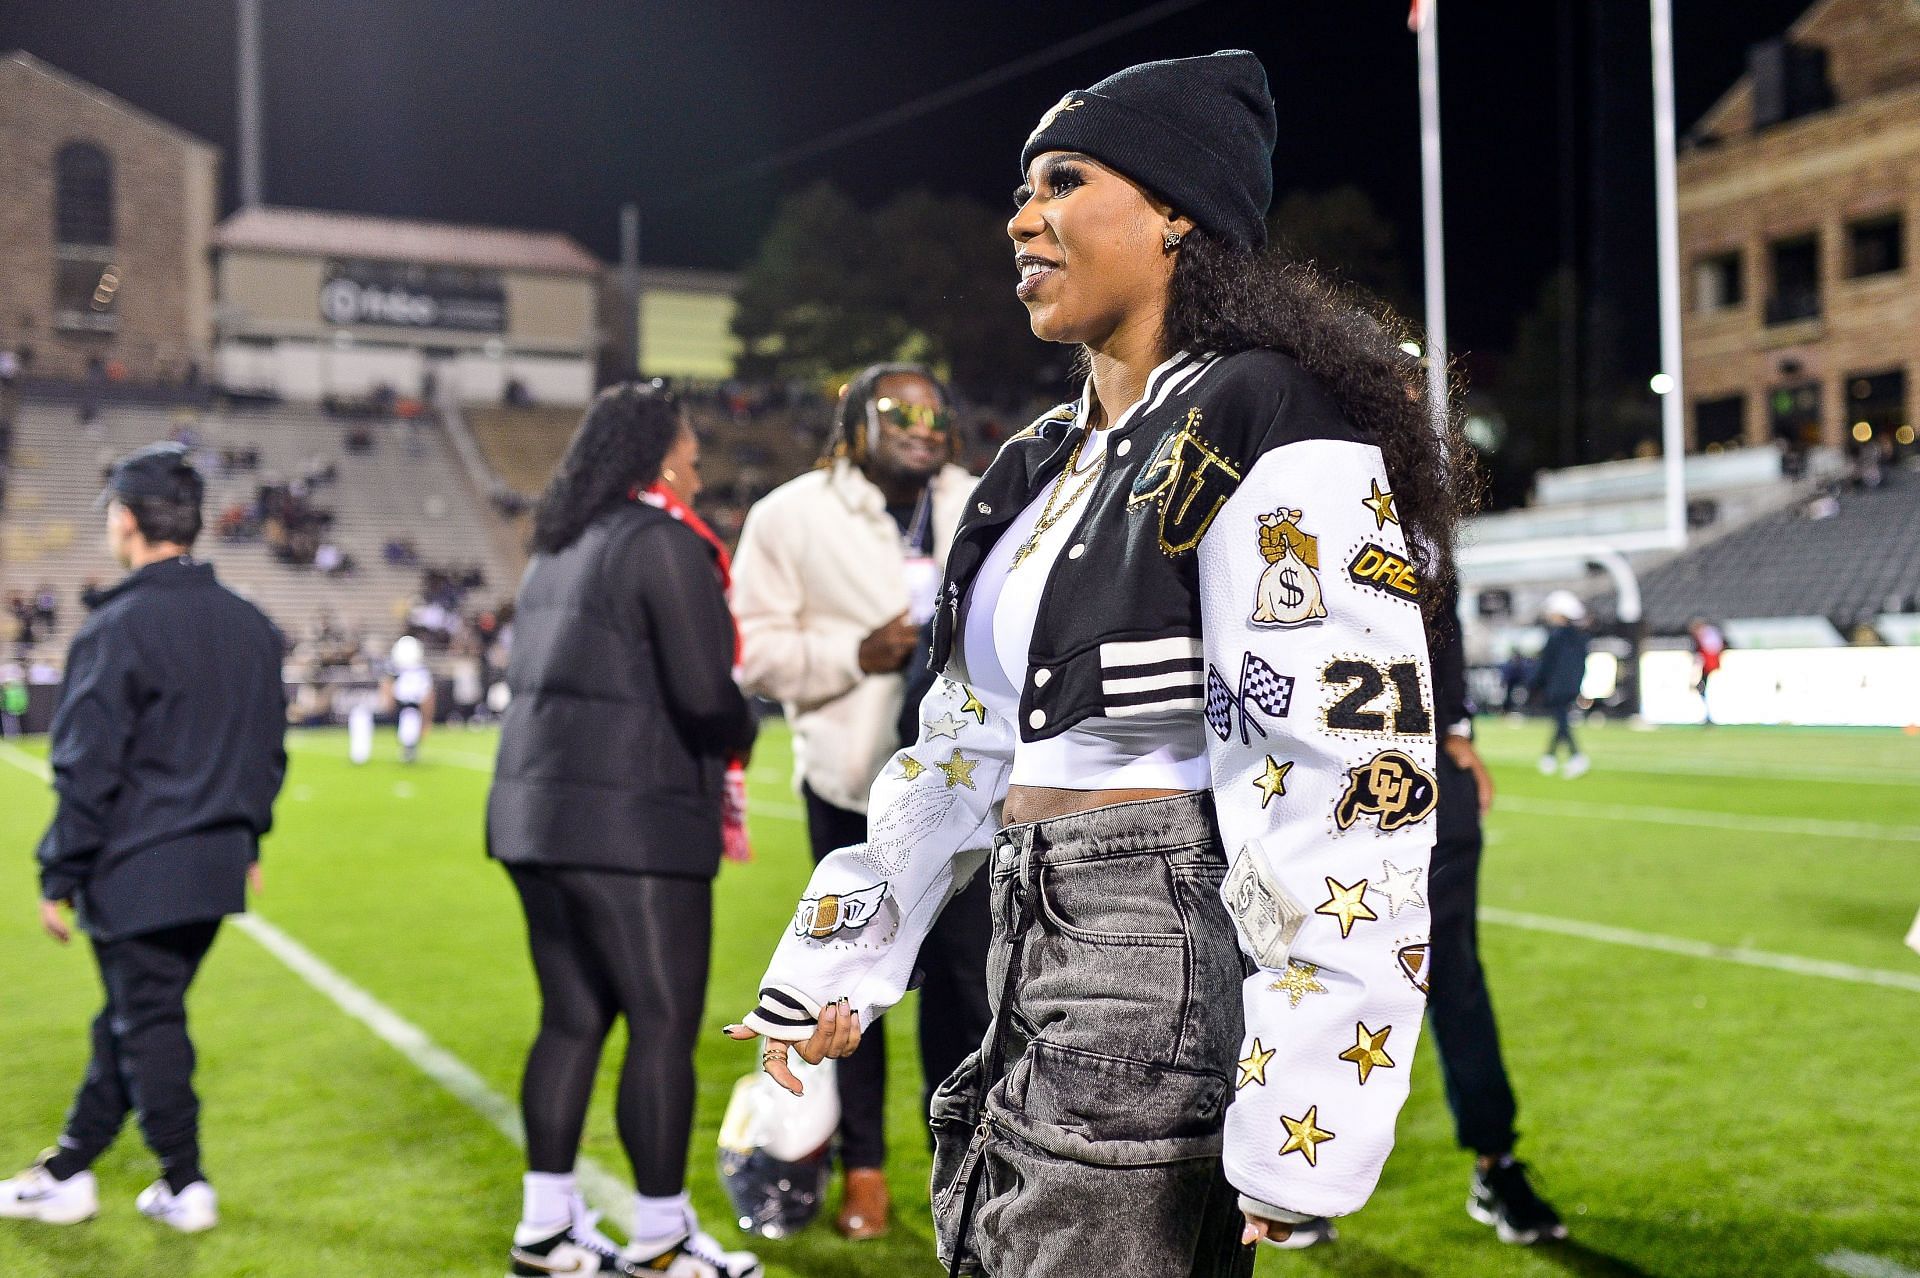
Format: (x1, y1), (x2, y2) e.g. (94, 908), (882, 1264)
(1241, 1224), (1258, 1246)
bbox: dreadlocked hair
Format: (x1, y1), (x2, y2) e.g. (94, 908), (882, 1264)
(820, 361), (955, 467)
(530, 382), (681, 555)
(1163, 229), (1479, 638)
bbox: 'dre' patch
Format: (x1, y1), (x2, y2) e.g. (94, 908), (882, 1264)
(1346, 542), (1420, 603)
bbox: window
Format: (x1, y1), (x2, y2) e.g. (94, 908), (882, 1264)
(54, 258), (121, 332)
(1694, 395), (1745, 450)
(1847, 369), (1909, 446)
(53, 142), (113, 247)
(1766, 234), (1820, 324)
(1693, 251), (1743, 311)
(1847, 214), (1903, 278)
(1768, 380), (1821, 448)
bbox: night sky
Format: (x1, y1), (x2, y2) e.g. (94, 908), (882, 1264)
(3, 0), (1815, 367)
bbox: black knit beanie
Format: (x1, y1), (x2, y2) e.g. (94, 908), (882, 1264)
(1020, 50), (1277, 249)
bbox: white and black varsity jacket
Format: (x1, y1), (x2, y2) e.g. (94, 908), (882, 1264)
(745, 347), (1437, 1220)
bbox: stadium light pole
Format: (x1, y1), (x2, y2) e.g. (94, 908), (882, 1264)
(1412, 0), (1449, 439)
(1650, 0), (1688, 550)
(237, 0), (264, 208)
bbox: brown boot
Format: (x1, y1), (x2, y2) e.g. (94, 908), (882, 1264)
(836, 1167), (891, 1240)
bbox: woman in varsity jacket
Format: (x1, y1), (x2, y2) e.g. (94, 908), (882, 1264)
(727, 50), (1470, 1275)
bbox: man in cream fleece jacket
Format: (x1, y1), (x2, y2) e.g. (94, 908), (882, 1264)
(730, 363), (988, 1241)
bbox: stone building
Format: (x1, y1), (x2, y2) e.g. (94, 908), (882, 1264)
(1679, 0), (1920, 454)
(0, 51), (220, 383)
(213, 207), (604, 405)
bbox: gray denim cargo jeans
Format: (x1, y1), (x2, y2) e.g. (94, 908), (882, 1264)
(930, 793), (1256, 1278)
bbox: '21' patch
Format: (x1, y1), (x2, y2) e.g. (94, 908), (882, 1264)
(1347, 543), (1420, 603)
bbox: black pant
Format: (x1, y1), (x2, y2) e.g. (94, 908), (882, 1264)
(1545, 701), (1578, 757)
(59, 920), (221, 1182)
(508, 865), (710, 1196)
(1425, 756), (1519, 1156)
(803, 784), (992, 1171)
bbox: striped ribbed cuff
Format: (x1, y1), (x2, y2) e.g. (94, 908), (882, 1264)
(741, 984), (821, 1042)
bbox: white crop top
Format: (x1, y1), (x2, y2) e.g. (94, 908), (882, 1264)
(958, 394), (1210, 791)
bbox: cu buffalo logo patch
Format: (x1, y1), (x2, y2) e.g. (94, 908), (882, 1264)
(792, 882), (891, 940)
(1347, 542), (1420, 604)
(1334, 750), (1438, 833)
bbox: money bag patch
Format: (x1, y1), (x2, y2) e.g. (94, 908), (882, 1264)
(1251, 508), (1329, 629)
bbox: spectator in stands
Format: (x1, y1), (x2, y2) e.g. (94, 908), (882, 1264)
(1531, 591), (1591, 777)
(34, 585), (58, 634)
(729, 362), (988, 1241)
(486, 383), (760, 1277)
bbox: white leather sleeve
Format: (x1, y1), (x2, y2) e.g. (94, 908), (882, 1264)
(743, 676), (1015, 1040)
(1196, 438), (1436, 1218)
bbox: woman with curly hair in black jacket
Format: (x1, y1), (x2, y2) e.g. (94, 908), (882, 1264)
(487, 383), (761, 1278)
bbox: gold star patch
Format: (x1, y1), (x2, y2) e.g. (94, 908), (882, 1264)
(1278, 1105), (1335, 1166)
(1269, 960), (1329, 1008)
(1235, 1038), (1277, 1089)
(896, 756), (926, 781)
(1252, 755), (1293, 809)
(934, 749), (978, 790)
(960, 689), (988, 725)
(1315, 876), (1378, 939)
(1362, 478), (1399, 529)
(1337, 1021), (1395, 1085)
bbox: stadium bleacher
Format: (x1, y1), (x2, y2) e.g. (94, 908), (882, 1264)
(0, 397), (517, 660)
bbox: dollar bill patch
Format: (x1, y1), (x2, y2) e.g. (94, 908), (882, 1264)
(1225, 843), (1308, 969)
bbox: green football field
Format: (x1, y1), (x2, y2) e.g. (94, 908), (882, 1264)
(2, 718), (1917, 1278)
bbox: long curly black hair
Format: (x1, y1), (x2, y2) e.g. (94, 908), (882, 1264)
(1164, 229), (1478, 633)
(530, 382), (681, 555)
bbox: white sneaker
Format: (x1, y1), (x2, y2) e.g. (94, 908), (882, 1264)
(1537, 755), (1558, 776)
(1563, 754), (1591, 779)
(136, 1179), (218, 1233)
(0, 1160), (98, 1224)
(624, 1228), (763, 1278)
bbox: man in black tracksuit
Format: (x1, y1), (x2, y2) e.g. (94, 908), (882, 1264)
(1, 443), (286, 1234)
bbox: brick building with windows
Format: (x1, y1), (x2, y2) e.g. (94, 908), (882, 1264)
(0, 51), (220, 383)
(1679, 0), (1920, 456)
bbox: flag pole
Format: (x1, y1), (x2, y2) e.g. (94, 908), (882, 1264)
(1414, 0), (1449, 437)
(1650, 0), (1688, 547)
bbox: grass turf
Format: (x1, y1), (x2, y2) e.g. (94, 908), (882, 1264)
(2, 717), (1917, 1277)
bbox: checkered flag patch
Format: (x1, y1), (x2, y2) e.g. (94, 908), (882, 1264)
(1205, 665), (1237, 742)
(1242, 654), (1296, 718)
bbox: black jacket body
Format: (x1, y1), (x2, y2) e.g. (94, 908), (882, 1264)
(928, 348), (1362, 739)
(487, 502), (756, 878)
(36, 557), (288, 942)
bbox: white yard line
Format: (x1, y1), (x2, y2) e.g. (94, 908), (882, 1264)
(1483, 756), (1920, 788)
(1496, 795), (1920, 844)
(1480, 907), (1920, 995)
(0, 741), (49, 779)
(1823, 1250), (1920, 1278)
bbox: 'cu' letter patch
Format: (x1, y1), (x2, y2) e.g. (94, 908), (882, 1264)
(1347, 543), (1420, 603)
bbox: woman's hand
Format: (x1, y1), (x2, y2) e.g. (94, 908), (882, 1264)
(724, 998), (864, 1096)
(1240, 1213), (1295, 1246)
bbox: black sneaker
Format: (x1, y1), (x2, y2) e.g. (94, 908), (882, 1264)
(1467, 1157), (1568, 1245)
(508, 1219), (635, 1276)
(1263, 1216), (1337, 1249)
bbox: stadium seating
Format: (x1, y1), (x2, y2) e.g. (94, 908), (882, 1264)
(1617, 472), (1920, 634)
(0, 397), (517, 659)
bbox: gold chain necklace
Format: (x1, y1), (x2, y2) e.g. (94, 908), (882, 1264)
(1009, 430), (1104, 568)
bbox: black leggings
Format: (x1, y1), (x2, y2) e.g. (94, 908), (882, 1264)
(508, 865), (711, 1195)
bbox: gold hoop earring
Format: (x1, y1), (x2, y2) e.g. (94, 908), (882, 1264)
(661, 468), (678, 484)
